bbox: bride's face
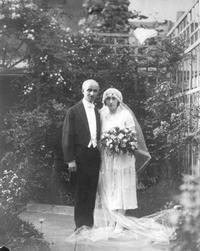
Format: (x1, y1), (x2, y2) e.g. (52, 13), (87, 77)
(105, 96), (118, 113)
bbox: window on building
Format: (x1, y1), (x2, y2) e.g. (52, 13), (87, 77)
(191, 22), (194, 33)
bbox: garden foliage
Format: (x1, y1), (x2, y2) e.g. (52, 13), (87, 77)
(1, 0), (200, 248)
(0, 0), (198, 222)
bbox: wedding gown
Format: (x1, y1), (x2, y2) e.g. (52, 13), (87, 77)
(96, 108), (137, 212)
(65, 106), (176, 249)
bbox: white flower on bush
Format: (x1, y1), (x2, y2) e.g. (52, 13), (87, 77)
(11, 12), (20, 19)
(40, 55), (48, 63)
(23, 29), (35, 40)
(0, 170), (26, 208)
(170, 113), (176, 122)
(6, 197), (13, 203)
(0, 14), (5, 19)
(153, 127), (160, 137)
(2, 189), (11, 195)
(160, 120), (167, 126)
(66, 27), (71, 32)
(48, 71), (65, 85)
(24, 2), (37, 9)
(27, 33), (35, 40)
(23, 83), (34, 95)
(23, 29), (35, 34)
(40, 145), (45, 150)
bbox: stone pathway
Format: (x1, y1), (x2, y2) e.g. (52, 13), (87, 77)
(20, 203), (170, 251)
(20, 203), (74, 251)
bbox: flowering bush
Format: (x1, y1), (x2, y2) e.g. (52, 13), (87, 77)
(100, 127), (137, 155)
(170, 175), (200, 251)
(0, 168), (50, 250)
(0, 170), (26, 211)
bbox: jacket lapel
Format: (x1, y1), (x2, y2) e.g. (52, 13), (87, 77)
(95, 108), (101, 140)
(77, 101), (90, 134)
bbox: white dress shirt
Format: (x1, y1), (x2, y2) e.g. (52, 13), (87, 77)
(82, 99), (97, 148)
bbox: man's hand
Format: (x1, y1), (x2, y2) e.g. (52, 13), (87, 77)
(68, 160), (77, 172)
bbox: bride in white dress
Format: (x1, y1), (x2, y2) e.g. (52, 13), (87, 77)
(66, 88), (176, 247)
(95, 88), (150, 226)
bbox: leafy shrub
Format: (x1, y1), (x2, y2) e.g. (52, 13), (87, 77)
(0, 209), (50, 251)
(0, 100), (71, 203)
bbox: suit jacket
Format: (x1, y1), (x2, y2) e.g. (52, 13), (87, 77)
(62, 100), (101, 163)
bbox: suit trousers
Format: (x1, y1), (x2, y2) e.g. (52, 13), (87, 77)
(74, 145), (100, 228)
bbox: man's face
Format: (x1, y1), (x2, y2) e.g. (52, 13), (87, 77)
(82, 82), (99, 103)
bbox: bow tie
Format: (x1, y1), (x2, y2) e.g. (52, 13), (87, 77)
(86, 103), (95, 109)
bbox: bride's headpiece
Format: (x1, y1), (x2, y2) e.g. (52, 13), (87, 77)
(102, 88), (123, 104)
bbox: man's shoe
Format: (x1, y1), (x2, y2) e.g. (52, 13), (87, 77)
(74, 225), (92, 234)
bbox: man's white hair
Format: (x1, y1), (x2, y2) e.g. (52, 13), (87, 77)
(82, 79), (99, 90)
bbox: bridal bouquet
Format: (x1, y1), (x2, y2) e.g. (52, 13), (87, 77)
(100, 127), (137, 155)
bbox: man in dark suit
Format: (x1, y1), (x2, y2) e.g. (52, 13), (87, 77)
(62, 79), (101, 230)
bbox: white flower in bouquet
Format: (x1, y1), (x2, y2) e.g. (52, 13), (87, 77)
(110, 135), (116, 140)
(124, 128), (129, 133)
(131, 143), (137, 150)
(110, 128), (116, 133)
(101, 132), (109, 139)
(118, 133), (124, 139)
(106, 139), (112, 146)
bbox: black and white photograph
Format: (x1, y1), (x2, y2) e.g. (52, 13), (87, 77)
(0, 0), (199, 250)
